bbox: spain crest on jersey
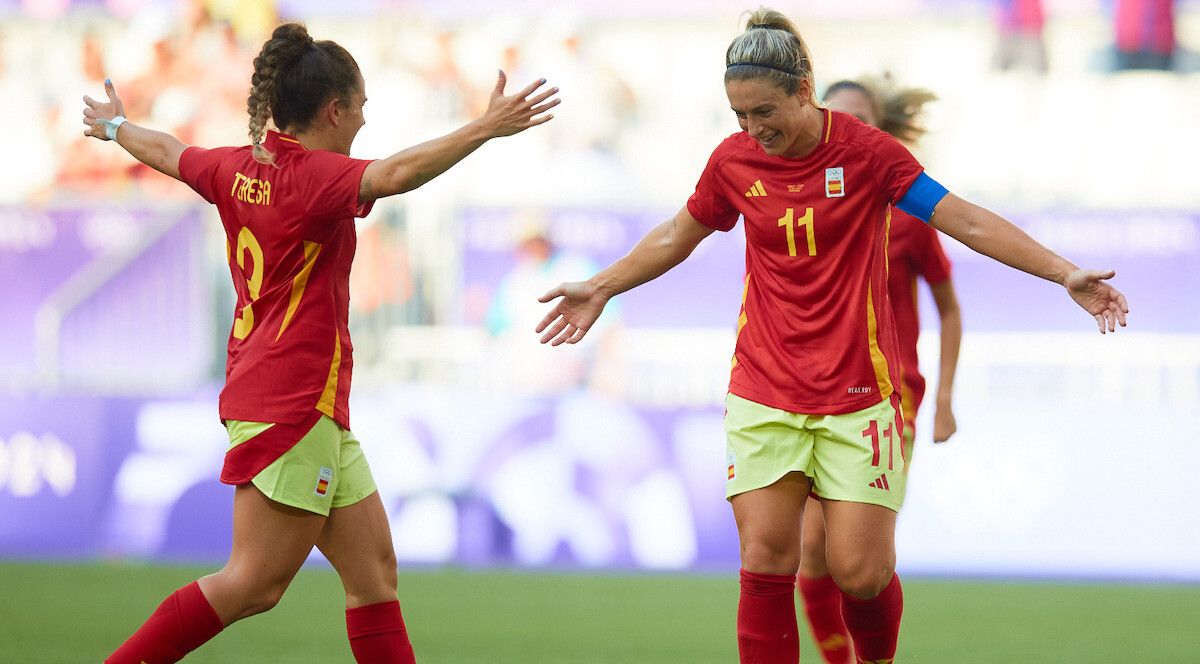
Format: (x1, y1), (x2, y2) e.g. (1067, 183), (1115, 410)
(825, 167), (845, 198)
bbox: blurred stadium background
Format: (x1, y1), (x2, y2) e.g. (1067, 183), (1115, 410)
(1, 0), (1198, 661)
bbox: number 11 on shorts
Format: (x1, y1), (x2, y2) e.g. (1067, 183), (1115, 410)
(861, 420), (895, 470)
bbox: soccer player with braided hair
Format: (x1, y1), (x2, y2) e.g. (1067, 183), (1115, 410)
(796, 76), (960, 664)
(536, 7), (1126, 664)
(85, 22), (558, 664)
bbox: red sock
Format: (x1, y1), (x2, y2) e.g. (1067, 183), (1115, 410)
(346, 600), (416, 664)
(798, 574), (853, 664)
(737, 569), (800, 664)
(839, 574), (903, 664)
(105, 581), (224, 664)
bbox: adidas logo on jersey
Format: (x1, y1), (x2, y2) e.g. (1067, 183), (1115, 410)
(744, 180), (767, 197)
(868, 474), (890, 490)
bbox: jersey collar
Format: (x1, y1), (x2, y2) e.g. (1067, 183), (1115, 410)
(264, 130), (308, 151)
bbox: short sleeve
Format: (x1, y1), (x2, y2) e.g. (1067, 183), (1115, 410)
(916, 225), (952, 285)
(305, 152), (376, 220)
(865, 129), (924, 206)
(686, 146), (740, 232)
(179, 146), (236, 204)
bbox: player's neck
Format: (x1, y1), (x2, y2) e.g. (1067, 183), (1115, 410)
(285, 126), (345, 154)
(779, 105), (825, 159)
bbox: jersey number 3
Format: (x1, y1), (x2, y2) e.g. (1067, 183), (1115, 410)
(777, 207), (816, 257)
(230, 227), (321, 342)
(232, 227), (263, 340)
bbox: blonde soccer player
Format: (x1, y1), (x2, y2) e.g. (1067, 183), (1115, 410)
(536, 8), (1126, 663)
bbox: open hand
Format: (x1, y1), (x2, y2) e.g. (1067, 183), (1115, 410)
(536, 281), (607, 346)
(1064, 269), (1128, 334)
(82, 79), (126, 140)
(479, 71), (559, 138)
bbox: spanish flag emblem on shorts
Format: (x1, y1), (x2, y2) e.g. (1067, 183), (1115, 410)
(727, 450), (736, 480)
(315, 466), (333, 497)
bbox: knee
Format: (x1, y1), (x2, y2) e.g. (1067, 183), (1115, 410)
(828, 558), (894, 600)
(244, 583), (288, 617)
(345, 549), (399, 607)
(217, 569), (291, 620)
(798, 529), (828, 577)
(741, 538), (800, 576)
(379, 548), (398, 591)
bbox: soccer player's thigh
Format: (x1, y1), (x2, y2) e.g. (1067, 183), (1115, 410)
(316, 428), (397, 608)
(725, 393), (817, 575)
(808, 398), (906, 598)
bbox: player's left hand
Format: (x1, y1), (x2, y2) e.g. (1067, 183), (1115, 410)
(933, 403), (956, 443)
(479, 70), (560, 138)
(1064, 269), (1129, 334)
(82, 79), (126, 140)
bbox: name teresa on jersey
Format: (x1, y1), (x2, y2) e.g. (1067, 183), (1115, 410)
(231, 172), (272, 206)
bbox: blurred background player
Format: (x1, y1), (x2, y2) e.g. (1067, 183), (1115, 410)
(1112, 0), (1178, 70)
(992, 0), (1049, 73)
(796, 76), (963, 664)
(84, 22), (558, 664)
(536, 7), (1126, 664)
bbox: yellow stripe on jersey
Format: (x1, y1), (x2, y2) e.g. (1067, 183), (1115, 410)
(883, 208), (892, 278)
(823, 108), (832, 144)
(316, 330), (341, 419)
(276, 241), (322, 341)
(865, 284), (894, 399)
(732, 274), (751, 369)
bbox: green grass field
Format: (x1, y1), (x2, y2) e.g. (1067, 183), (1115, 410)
(1, 562), (1197, 663)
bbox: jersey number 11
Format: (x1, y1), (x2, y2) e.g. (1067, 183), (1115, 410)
(777, 207), (816, 257)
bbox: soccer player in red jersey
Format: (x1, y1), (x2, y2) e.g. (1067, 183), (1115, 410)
(83, 23), (557, 664)
(536, 8), (1126, 664)
(795, 77), (962, 664)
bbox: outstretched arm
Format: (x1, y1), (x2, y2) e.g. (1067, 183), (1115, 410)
(930, 194), (1129, 333)
(536, 207), (715, 346)
(359, 71), (559, 202)
(83, 80), (187, 181)
(928, 279), (961, 443)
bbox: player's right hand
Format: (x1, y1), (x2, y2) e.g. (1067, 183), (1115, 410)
(82, 79), (126, 140)
(479, 70), (559, 138)
(536, 280), (607, 346)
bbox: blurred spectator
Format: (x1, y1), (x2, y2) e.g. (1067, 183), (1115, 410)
(485, 216), (621, 395)
(1112, 0), (1176, 71)
(993, 0), (1048, 73)
(0, 30), (56, 204)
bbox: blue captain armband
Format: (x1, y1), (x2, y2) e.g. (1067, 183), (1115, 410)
(895, 172), (949, 223)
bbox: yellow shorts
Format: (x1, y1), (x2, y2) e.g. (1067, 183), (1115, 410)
(225, 415), (377, 516)
(724, 393), (908, 512)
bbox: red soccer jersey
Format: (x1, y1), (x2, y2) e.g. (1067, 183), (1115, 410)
(886, 209), (952, 421)
(688, 110), (924, 415)
(179, 131), (373, 434)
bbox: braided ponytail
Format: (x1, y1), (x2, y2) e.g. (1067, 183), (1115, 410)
(247, 23), (316, 164)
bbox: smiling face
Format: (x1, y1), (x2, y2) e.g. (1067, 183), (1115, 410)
(726, 77), (815, 157)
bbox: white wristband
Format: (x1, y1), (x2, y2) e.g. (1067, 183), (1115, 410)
(102, 115), (127, 141)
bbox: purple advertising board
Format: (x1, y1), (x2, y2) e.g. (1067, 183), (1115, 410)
(0, 207), (210, 391)
(0, 396), (139, 556)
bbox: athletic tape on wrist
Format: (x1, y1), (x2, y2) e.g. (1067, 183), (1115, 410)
(101, 115), (127, 141)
